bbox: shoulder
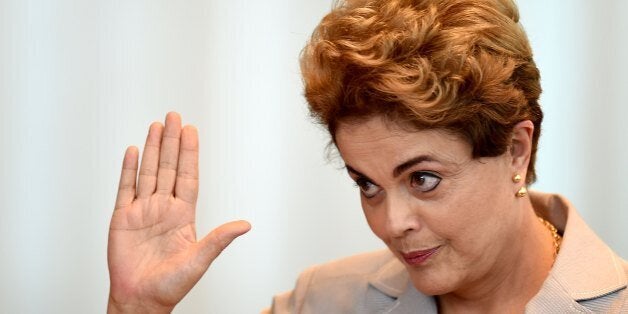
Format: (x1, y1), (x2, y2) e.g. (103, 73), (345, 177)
(269, 249), (405, 314)
(528, 191), (628, 312)
(573, 259), (628, 313)
(303, 248), (395, 281)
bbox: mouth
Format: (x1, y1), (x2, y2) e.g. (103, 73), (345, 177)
(401, 246), (441, 266)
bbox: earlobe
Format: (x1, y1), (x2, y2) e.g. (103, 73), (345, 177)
(509, 120), (534, 178)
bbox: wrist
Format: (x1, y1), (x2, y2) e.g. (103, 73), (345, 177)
(107, 294), (174, 314)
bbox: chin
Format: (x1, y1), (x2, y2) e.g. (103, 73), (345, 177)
(407, 267), (458, 296)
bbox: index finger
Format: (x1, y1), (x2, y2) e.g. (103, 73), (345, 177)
(114, 146), (139, 210)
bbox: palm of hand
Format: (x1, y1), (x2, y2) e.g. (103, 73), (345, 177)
(107, 113), (250, 313)
(109, 196), (198, 308)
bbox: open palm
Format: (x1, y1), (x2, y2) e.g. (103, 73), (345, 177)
(107, 112), (250, 313)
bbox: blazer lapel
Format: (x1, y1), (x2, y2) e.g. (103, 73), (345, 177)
(368, 255), (437, 313)
(384, 283), (438, 314)
(528, 192), (627, 311)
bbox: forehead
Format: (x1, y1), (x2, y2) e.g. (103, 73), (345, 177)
(335, 117), (472, 169)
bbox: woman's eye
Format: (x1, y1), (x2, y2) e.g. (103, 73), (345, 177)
(410, 172), (441, 192)
(355, 178), (381, 198)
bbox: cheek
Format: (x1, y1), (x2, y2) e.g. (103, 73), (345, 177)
(436, 178), (513, 255)
(419, 190), (479, 240)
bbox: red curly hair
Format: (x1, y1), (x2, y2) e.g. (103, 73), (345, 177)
(301, 0), (543, 183)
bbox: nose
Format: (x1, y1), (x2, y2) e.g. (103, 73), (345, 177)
(385, 192), (421, 238)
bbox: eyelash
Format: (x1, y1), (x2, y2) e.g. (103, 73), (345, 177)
(353, 171), (442, 198)
(354, 177), (380, 198)
(409, 171), (441, 192)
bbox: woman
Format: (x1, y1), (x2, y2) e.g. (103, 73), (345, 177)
(107, 0), (627, 313)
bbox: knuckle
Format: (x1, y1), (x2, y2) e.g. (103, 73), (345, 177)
(139, 168), (157, 176)
(159, 160), (178, 170)
(176, 170), (199, 180)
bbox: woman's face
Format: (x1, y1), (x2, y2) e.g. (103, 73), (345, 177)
(335, 116), (524, 296)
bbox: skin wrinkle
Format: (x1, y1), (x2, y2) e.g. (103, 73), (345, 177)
(133, 221), (195, 251)
(340, 118), (473, 178)
(158, 159), (178, 171)
(174, 193), (197, 207)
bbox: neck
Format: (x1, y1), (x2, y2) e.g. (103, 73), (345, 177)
(437, 200), (556, 314)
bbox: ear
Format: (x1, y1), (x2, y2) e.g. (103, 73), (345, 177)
(509, 120), (534, 181)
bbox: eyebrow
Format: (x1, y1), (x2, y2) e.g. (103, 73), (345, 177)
(392, 155), (435, 178)
(346, 165), (374, 183)
(345, 155), (436, 181)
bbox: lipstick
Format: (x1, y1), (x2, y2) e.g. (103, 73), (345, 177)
(402, 246), (440, 266)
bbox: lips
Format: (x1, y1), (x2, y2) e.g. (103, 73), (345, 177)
(401, 246), (441, 266)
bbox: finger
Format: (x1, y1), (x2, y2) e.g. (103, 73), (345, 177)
(114, 146), (139, 210)
(156, 112), (182, 195)
(195, 220), (251, 269)
(175, 125), (199, 205)
(137, 122), (164, 198)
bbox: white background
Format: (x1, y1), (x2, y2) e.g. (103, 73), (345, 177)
(0, 1), (626, 313)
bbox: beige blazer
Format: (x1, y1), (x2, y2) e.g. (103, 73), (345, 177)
(265, 192), (627, 313)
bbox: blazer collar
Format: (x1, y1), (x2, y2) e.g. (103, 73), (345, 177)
(368, 255), (408, 298)
(367, 252), (437, 313)
(530, 191), (627, 302)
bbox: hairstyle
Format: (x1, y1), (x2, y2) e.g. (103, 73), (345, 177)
(301, 0), (543, 184)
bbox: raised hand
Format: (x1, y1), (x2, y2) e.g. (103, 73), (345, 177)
(107, 112), (251, 313)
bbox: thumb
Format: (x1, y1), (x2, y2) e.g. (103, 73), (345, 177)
(195, 220), (251, 269)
